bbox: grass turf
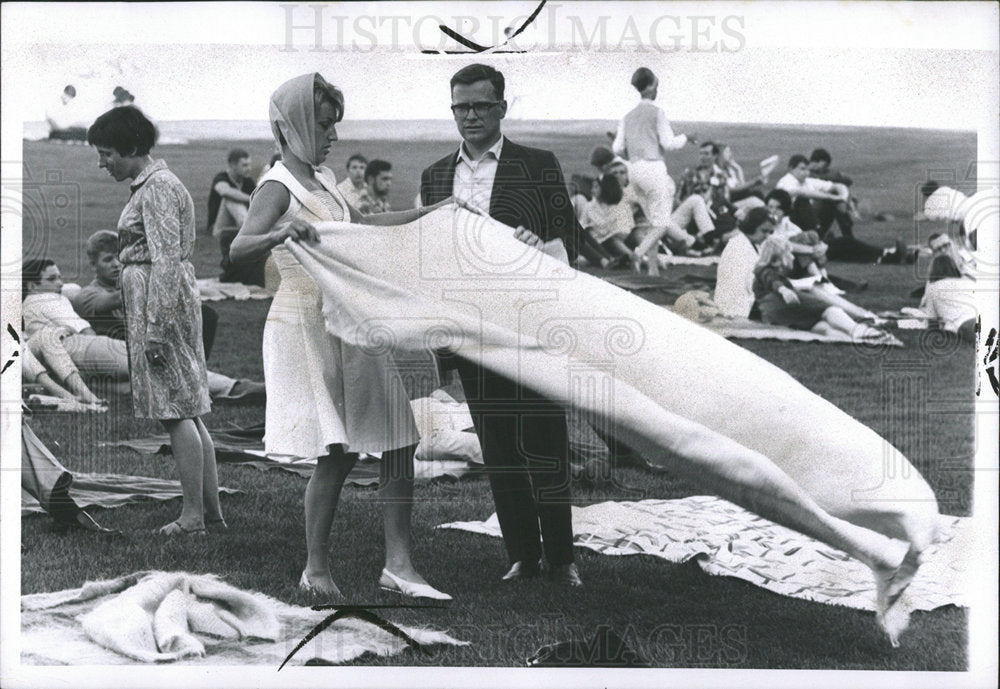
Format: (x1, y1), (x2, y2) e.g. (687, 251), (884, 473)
(18, 123), (976, 669)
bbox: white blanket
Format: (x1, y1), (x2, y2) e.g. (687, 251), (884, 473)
(21, 571), (467, 665)
(286, 207), (941, 640)
(439, 497), (970, 612)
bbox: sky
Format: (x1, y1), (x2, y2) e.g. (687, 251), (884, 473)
(2, 2), (997, 131)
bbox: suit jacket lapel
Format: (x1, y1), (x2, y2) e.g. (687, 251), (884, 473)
(489, 142), (519, 219)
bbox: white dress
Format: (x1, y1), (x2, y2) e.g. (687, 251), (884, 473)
(258, 162), (418, 458)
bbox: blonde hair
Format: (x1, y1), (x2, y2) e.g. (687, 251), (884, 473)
(755, 235), (793, 272)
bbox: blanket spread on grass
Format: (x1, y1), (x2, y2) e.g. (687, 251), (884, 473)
(438, 497), (970, 612)
(21, 571), (467, 665)
(22, 475), (241, 516)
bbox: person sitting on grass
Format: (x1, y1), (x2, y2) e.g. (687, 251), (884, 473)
(913, 253), (977, 343)
(752, 236), (893, 342)
(568, 174), (614, 268)
(27, 256), (264, 401)
(766, 184), (909, 266)
(580, 173), (639, 269)
(209, 148), (267, 286)
(807, 147), (861, 228)
(786, 232), (885, 324)
(22, 330), (108, 410)
(714, 207), (775, 318)
(718, 143), (767, 204)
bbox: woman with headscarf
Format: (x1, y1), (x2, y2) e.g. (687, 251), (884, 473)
(230, 73), (462, 600)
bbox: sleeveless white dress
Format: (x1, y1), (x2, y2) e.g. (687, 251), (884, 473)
(257, 162), (418, 458)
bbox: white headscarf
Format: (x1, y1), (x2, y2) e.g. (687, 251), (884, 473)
(268, 73), (343, 167)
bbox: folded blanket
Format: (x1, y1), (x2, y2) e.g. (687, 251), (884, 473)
(438, 497), (970, 612)
(21, 571), (468, 665)
(22, 474), (241, 515)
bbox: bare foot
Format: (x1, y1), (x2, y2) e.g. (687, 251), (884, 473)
(158, 519), (207, 537)
(873, 546), (922, 647)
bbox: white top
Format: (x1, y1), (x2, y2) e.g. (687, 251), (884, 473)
(919, 278), (977, 332)
(453, 135), (504, 214)
(582, 198), (633, 243)
(775, 173), (836, 197)
(22, 293), (91, 337)
(714, 232), (760, 318)
(613, 100), (687, 162)
(336, 177), (365, 210)
(773, 216), (804, 240)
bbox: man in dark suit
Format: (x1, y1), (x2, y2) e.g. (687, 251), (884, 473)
(420, 64), (582, 587)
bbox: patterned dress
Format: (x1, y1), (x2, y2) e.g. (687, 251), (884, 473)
(118, 159), (210, 419)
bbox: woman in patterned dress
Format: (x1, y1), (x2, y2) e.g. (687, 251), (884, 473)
(87, 106), (223, 537)
(231, 73), (466, 599)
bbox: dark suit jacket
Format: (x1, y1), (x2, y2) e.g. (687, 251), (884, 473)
(420, 138), (579, 261)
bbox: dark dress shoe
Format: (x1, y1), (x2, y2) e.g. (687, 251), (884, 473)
(501, 560), (542, 581)
(549, 563), (584, 588)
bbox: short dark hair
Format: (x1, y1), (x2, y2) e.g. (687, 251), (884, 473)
(346, 153), (367, 168)
(700, 140), (720, 156)
(227, 148), (250, 165)
(597, 173), (624, 205)
(569, 174), (596, 200)
(364, 159), (391, 181)
(739, 207), (773, 236)
(63, 85), (76, 97)
(809, 148), (831, 165)
(86, 230), (119, 264)
(589, 146), (615, 170)
(22, 258), (55, 295)
(450, 64), (505, 100)
(788, 154), (809, 169)
(631, 67), (656, 92)
(87, 106), (158, 156)
(765, 189), (792, 213)
(921, 180), (940, 198)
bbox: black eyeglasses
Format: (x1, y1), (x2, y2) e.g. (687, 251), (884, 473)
(450, 101), (501, 118)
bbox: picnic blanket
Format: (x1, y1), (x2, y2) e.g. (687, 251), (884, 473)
(22, 474), (241, 516)
(197, 278), (275, 302)
(697, 315), (904, 344)
(438, 497), (970, 613)
(21, 571), (467, 665)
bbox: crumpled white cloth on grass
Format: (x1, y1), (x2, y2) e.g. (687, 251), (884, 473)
(21, 571), (468, 665)
(439, 497), (971, 612)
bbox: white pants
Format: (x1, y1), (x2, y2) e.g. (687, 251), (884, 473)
(628, 159), (675, 227)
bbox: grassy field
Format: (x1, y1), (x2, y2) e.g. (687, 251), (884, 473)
(17, 122), (977, 670)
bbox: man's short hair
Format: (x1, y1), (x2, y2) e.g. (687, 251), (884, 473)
(22, 258), (55, 294)
(450, 64), (505, 100)
(630, 67), (656, 92)
(765, 189), (793, 213)
(346, 153), (367, 168)
(921, 180), (940, 198)
(87, 106), (158, 156)
(227, 148), (250, 166)
(809, 148), (832, 165)
(365, 159), (391, 181)
(788, 154), (809, 169)
(700, 140), (719, 156)
(86, 230), (119, 264)
(589, 146), (615, 170)
(63, 85), (76, 97)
